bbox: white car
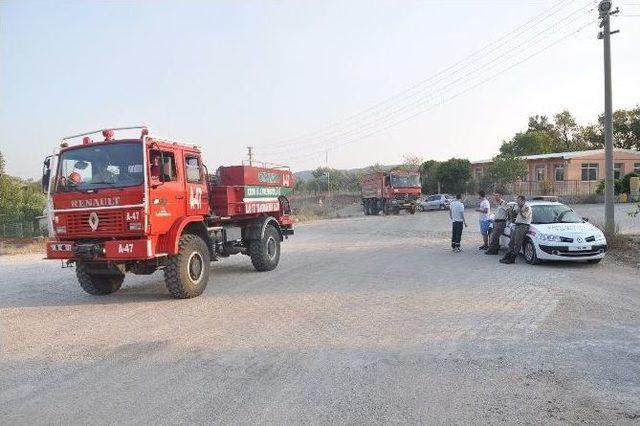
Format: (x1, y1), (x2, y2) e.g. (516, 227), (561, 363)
(499, 200), (607, 264)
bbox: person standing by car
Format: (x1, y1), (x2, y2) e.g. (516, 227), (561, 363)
(449, 194), (467, 252)
(485, 192), (508, 255)
(500, 195), (532, 264)
(476, 190), (491, 250)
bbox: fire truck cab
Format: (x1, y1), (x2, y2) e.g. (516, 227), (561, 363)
(42, 127), (294, 299)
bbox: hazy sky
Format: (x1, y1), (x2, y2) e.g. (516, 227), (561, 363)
(1, 0), (639, 178)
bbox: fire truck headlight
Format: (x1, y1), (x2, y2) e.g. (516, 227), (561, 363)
(128, 222), (143, 231)
(56, 226), (67, 234)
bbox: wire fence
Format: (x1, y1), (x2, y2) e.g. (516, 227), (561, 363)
(0, 220), (47, 239)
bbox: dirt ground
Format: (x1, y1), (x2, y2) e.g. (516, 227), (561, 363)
(1, 210), (639, 424)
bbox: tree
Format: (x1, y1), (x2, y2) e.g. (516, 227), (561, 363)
(527, 115), (554, 133)
(554, 110), (578, 150)
(578, 124), (603, 148)
(485, 155), (528, 188)
(419, 160), (440, 194)
(435, 158), (471, 194)
(499, 130), (559, 157)
(399, 154), (423, 172)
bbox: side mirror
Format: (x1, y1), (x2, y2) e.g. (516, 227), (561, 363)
(42, 156), (52, 194)
(582, 217), (589, 222)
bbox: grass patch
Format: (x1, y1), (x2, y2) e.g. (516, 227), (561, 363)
(0, 237), (46, 256)
(591, 220), (640, 268)
(290, 194), (361, 223)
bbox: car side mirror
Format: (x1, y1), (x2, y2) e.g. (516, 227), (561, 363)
(42, 156), (52, 194)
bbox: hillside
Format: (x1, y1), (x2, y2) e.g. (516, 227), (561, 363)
(294, 164), (396, 181)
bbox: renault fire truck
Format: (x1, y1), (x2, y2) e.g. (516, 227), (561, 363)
(42, 127), (294, 299)
(361, 170), (421, 215)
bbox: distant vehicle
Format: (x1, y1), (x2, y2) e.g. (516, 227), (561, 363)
(361, 171), (421, 215)
(498, 200), (607, 264)
(418, 194), (454, 211)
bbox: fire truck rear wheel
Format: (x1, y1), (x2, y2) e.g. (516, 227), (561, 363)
(249, 224), (281, 272)
(76, 263), (124, 296)
(164, 234), (211, 299)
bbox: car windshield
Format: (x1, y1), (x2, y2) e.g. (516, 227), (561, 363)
(532, 204), (583, 224)
(390, 174), (420, 187)
(55, 141), (144, 192)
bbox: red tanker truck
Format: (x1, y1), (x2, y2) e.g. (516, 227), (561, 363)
(361, 170), (421, 215)
(41, 126), (294, 299)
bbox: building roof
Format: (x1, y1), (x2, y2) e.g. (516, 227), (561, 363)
(471, 148), (640, 165)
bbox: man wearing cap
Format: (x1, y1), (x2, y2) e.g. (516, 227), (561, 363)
(500, 195), (532, 264)
(485, 192), (508, 255)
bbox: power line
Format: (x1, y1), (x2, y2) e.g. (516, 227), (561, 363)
(257, 0), (583, 151)
(275, 18), (598, 165)
(259, 0), (595, 157)
(261, 8), (596, 161)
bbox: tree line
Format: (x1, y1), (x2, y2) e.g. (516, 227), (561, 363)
(0, 151), (46, 225)
(295, 106), (639, 196)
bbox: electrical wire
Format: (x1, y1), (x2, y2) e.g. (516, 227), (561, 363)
(258, 4), (596, 161)
(260, 2), (595, 158)
(257, 0), (583, 151)
(258, 1), (596, 158)
(273, 18), (598, 165)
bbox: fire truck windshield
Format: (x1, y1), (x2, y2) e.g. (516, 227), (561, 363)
(390, 174), (420, 188)
(55, 141), (144, 192)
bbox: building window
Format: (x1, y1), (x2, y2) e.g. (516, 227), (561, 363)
(535, 165), (546, 181)
(554, 164), (565, 182)
(634, 163), (640, 174)
(613, 163), (624, 180)
(581, 163), (598, 181)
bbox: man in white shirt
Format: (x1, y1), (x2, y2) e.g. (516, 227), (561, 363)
(448, 194), (467, 252)
(475, 190), (491, 250)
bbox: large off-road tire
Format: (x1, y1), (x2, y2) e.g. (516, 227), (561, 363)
(76, 262), (124, 296)
(164, 234), (211, 299)
(249, 224), (281, 272)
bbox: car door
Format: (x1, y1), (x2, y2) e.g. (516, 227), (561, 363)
(148, 148), (185, 236)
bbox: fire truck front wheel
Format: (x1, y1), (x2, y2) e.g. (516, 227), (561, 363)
(249, 224), (281, 272)
(76, 263), (124, 296)
(164, 234), (211, 299)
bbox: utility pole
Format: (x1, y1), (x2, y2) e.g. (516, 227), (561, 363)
(247, 146), (254, 166)
(598, 0), (619, 235)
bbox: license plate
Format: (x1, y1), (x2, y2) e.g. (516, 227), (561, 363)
(569, 245), (590, 251)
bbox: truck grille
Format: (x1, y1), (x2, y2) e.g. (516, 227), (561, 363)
(395, 194), (418, 201)
(66, 210), (126, 236)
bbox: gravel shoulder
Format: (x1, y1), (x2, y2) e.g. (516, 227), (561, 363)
(1, 211), (639, 424)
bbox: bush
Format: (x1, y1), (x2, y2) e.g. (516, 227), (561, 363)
(620, 172), (640, 194)
(595, 178), (624, 195)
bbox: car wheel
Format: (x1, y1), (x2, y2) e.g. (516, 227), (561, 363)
(523, 239), (540, 265)
(439, 204), (445, 210)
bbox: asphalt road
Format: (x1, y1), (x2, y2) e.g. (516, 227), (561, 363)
(1, 211), (639, 424)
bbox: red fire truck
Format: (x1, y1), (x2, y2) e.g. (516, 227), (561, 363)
(42, 127), (294, 299)
(361, 170), (421, 215)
